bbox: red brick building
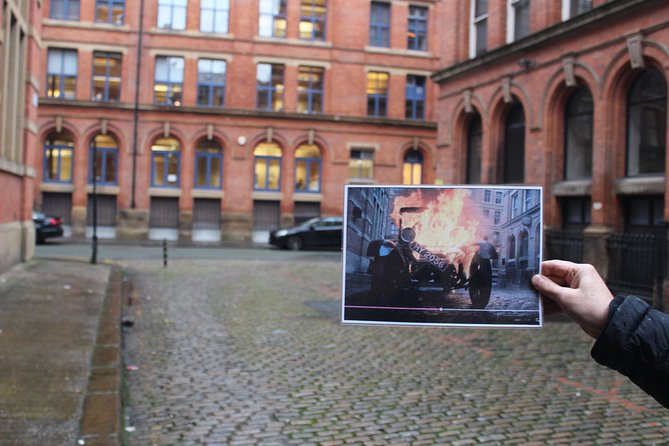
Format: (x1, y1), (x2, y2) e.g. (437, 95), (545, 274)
(0, 0), (41, 272)
(36, 0), (442, 244)
(433, 0), (669, 303)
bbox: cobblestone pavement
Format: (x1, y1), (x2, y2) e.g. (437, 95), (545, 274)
(122, 258), (669, 445)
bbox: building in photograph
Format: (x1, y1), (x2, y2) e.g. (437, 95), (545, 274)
(432, 0), (669, 305)
(36, 0), (442, 245)
(0, 0), (41, 273)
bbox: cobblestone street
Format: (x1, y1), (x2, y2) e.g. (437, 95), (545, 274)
(122, 257), (669, 445)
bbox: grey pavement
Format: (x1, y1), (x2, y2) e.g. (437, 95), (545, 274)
(121, 257), (669, 445)
(0, 259), (114, 445)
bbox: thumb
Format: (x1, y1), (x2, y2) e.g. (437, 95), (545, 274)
(531, 274), (574, 305)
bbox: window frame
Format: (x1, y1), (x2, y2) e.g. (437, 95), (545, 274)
(151, 148), (181, 188)
(562, 0), (592, 21)
(50, 0), (80, 20)
(43, 138), (74, 184)
(349, 149), (374, 180)
(405, 74), (425, 120)
(194, 141), (224, 189)
(95, 0), (125, 24)
(154, 56), (184, 106)
(295, 149), (322, 193)
(469, 0), (488, 58)
(88, 139), (119, 186)
(256, 63), (285, 111)
(254, 156), (283, 191)
(564, 86), (594, 180)
(367, 71), (389, 117)
(369, 2), (390, 47)
(200, 0), (230, 34)
(92, 51), (122, 102)
(299, 0), (327, 41)
(402, 150), (423, 185)
(157, 0), (187, 31)
(507, 0), (530, 43)
(297, 66), (324, 114)
(258, 0), (287, 38)
(47, 48), (78, 100)
(197, 58), (227, 107)
(407, 4), (428, 51)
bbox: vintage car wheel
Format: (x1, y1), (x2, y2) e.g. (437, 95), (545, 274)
(286, 236), (303, 251)
(371, 252), (407, 304)
(468, 255), (492, 309)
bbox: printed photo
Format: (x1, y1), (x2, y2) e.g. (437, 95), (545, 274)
(341, 185), (543, 328)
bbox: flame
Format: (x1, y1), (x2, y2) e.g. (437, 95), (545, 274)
(391, 189), (487, 275)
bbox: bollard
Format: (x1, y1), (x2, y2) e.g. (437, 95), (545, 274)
(163, 239), (167, 267)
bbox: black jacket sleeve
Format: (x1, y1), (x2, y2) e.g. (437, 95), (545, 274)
(591, 295), (669, 409)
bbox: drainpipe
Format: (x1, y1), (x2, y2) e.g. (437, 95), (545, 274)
(130, 0), (145, 209)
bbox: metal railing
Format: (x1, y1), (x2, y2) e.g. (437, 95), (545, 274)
(546, 230), (584, 263)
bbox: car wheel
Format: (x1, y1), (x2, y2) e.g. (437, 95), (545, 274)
(468, 255), (492, 309)
(286, 236), (303, 251)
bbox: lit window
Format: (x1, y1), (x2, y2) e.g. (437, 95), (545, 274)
(89, 134), (118, 185)
(300, 0), (326, 40)
(197, 59), (226, 107)
(47, 49), (77, 100)
(157, 0), (187, 30)
(627, 68), (667, 177)
(195, 139), (223, 189)
(151, 137), (180, 187)
(405, 75), (425, 120)
(470, 0), (488, 57)
(254, 142), (283, 191)
(295, 144), (321, 192)
(402, 151), (423, 185)
(256, 63), (284, 111)
(44, 132), (74, 183)
(154, 56), (184, 106)
(369, 2), (390, 47)
(92, 52), (121, 102)
(96, 0), (124, 24)
(259, 0), (287, 38)
(349, 149), (374, 179)
(367, 71), (388, 117)
(297, 66), (324, 113)
(407, 5), (427, 51)
(201, 0), (229, 33)
(50, 0), (80, 20)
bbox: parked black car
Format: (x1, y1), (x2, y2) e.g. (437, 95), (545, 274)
(270, 216), (343, 250)
(33, 211), (64, 244)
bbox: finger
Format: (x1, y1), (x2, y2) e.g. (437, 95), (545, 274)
(531, 274), (576, 305)
(540, 260), (577, 279)
(541, 296), (562, 315)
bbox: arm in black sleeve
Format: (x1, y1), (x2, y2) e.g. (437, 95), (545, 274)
(591, 295), (669, 409)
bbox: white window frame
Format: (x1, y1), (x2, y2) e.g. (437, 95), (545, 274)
(469, 0), (488, 59)
(506, 0), (528, 44)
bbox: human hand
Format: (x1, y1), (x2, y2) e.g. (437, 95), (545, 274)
(531, 260), (614, 339)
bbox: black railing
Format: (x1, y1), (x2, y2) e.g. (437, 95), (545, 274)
(546, 230), (584, 263)
(607, 231), (666, 306)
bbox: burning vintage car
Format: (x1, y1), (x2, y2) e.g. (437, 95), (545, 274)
(366, 203), (497, 309)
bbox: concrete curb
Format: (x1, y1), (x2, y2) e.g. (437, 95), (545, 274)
(78, 265), (123, 446)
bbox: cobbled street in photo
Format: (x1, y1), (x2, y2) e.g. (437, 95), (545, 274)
(121, 257), (669, 445)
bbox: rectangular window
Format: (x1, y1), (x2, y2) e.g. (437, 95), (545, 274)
(96, 0), (124, 24)
(495, 191), (503, 204)
(563, 0), (592, 20)
(349, 149), (374, 179)
(407, 5), (427, 51)
(195, 150), (223, 188)
(92, 52), (121, 102)
(47, 48), (77, 100)
(259, 0), (287, 38)
(197, 59), (226, 107)
(523, 189), (533, 211)
(509, 0), (530, 41)
(157, 0), (187, 30)
(154, 56), (184, 106)
(470, 0), (488, 57)
(405, 75), (425, 120)
(369, 2), (390, 47)
(50, 0), (80, 20)
(494, 210), (501, 225)
(89, 147), (118, 185)
(44, 145), (74, 183)
(201, 0), (229, 33)
(511, 192), (520, 218)
(256, 63), (284, 111)
(484, 189), (492, 202)
(300, 0), (326, 40)
(297, 66), (324, 113)
(367, 71), (388, 117)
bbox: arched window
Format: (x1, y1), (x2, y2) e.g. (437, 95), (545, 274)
(89, 134), (118, 185)
(627, 68), (667, 176)
(151, 137), (180, 187)
(195, 139), (223, 189)
(44, 132), (74, 183)
(402, 150), (423, 185)
(466, 113), (482, 184)
(502, 103), (525, 184)
(254, 142), (282, 191)
(518, 229), (529, 268)
(507, 234), (516, 259)
(564, 87), (593, 180)
(295, 144), (321, 192)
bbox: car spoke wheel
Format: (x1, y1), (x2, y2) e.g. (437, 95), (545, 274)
(286, 236), (303, 251)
